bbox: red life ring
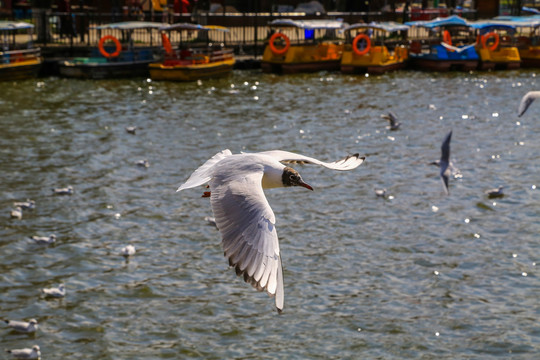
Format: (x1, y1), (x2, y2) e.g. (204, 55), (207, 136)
(481, 32), (499, 51)
(161, 32), (173, 55)
(352, 34), (371, 56)
(98, 35), (122, 58)
(269, 32), (290, 55)
(443, 30), (452, 46)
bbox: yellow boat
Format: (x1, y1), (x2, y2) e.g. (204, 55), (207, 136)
(499, 18), (540, 68)
(471, 21), (521, 70)
(149, 23), (235, 82)
(341, 22), (409, 75)
(0, 21), (42, 81)
(261, 19), (345, 74)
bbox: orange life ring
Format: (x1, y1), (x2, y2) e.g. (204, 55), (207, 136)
(269, 32), (290, 55)
(161, 32), (173, 55)
(443, 30), (452, 46)
(352, 33), (371, 56)
(481, 32), (499, 51)
(98, 35), (121, 58)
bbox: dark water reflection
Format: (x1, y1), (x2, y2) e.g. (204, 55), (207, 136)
(1, 69), (539, 359)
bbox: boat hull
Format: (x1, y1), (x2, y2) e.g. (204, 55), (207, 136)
(149, 58), (235, 81)
(0, 59), (41, 81)
(409, 57), (478, 71)
(340, 45), (408, 75)
(58, 59), (154, 79)
(261, 60), (341, 74)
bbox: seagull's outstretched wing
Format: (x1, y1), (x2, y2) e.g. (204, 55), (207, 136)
(257, 150), (365, 171)
(518, 91), (540, 117)
(439, 131), (452, 195)
(210, 169), (284, 312)
(177, 149), (232, 192)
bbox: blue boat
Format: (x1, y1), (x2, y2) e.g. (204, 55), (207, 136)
(405, 15), (479, 71)
(58, 22), (164, 79)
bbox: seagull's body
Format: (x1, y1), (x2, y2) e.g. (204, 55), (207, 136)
(13, 200), (35, 211)
(485, 186), (504, 198)
(6, 345), (40, 359)
(41, 284), (65, 298)
(4, 319), (38, 333)
(177, 149), (364, 312)
(30, 234), (56, 245)
(120, 245), (136, 257)
(125, 126), (137, 134)
(433, 131), (452, 195)
(136, 159), (150, 168)
(374, 188), (387, 197)
(52, 186), (73, 195)
(381, 111), (401, 130)
(518, 91), (540, 117)
(10, 207), (22, 219)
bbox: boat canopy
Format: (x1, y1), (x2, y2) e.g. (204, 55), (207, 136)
(405, 15), (470, 28)
(93, 22), (165, 30)
(0, 21), (34, 31)
(344, 21), (409, 33)
(268, 19), (346, 30)
(470, 21), (517, 34)
(159, 23), (230, 32)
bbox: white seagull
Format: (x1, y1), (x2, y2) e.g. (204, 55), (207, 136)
(41, 284), (65, 298)
(120, 245), (136, 257)
(30, 234), (56, 245)
(4, 319), (38, 333)
(13, 200), (35, 210)
(10, 207), (23, 220)
(485, 186), (504, 198)
(6, 345), (40, 359)
(52, 186), (73, 195)
(518, 91), (540, 117)
(177, 149), (365, 312)
(431, 131), (452, 195)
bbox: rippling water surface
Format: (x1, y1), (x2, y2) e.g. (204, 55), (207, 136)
(1, 69), (539, 359)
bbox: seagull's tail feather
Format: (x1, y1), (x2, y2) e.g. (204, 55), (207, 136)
(176, 149), (232, 192)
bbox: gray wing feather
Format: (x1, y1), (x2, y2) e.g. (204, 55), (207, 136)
(257, 150), (365, 171)
(176, 149), (232, 192)
(518, 91), (540, 117)
(210, 171), (283, 311)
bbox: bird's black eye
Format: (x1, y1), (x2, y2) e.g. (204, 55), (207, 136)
(289, 174), (298, 182)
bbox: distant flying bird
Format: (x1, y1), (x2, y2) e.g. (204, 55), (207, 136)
(52, 185), (73, 195)
(5, 345), (40, 359)
(30, 234), (56, 245)
(518, 91), (540, 117)
(13, 200), (35, 210)
(485, 186), (504, 198)
(177, 149), (365, 313)
(41, 284), (65, 298)
(4, 319), (38, 333)
(381, 111), (401, 130)
(431, 131), (453, 195)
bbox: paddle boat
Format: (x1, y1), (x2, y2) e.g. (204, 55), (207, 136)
(470, 21), (521, 70)
(0, 21), (42, 81)
(340, 22), (409, 75)
(405, 15), (479, 71)
(58, 22), (164, 79)
(149, 23), (235, 81)
(494, 17), (540, 68)
(261, 19), (346, 74)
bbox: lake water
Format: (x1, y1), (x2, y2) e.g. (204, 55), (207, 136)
(0, 69), (539, 359)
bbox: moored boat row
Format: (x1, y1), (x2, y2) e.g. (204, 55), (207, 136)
(6, 15), (540, 82)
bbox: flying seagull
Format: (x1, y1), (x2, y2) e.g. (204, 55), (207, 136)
(380, 111), (401, 130)
(177, 149), (365, 313)
(432, 131), (452, 195)
(518, 91), (540, 117)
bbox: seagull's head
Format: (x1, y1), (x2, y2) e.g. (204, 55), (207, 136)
(29, 319), (38, 325)
(32, 345), (40, 352)
(282, 167), (313, 191)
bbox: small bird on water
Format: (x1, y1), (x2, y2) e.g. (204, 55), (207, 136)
(52, 185), (73, 195)
(485, 186), (504, 198)
(5, 345), (40, 359)
(30, 234), (56, 245)
(4, 319), (38, 333)
(120, 245), (136, 257)
(10, 207), (22, 219)
(13, 199), (35, 210)
(41, 284), (65, 298)
(177, 149), (365, 313)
